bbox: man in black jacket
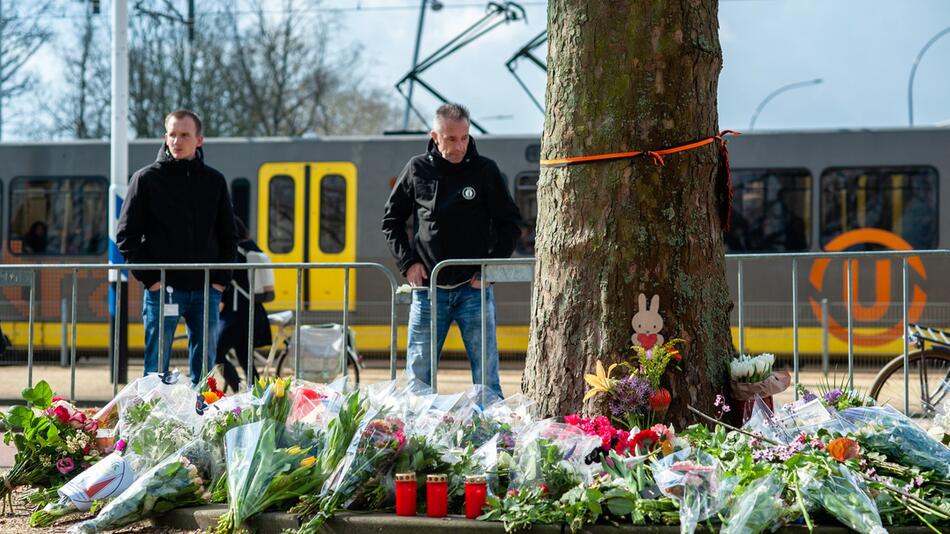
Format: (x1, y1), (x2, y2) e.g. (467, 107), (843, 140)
(382, 103), (521, 398)
(116, 109), (237, 385)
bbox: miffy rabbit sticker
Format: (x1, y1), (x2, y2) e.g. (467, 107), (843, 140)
(631, 293), (664, 351)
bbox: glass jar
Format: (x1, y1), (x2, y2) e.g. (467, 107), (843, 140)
(426, 473), (448, 518)
(395, 472), (417, 516)
(464, 474), (488, 519)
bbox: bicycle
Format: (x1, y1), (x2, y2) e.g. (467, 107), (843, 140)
(869, 323), (950, 417)
(175, 310), (363, 387)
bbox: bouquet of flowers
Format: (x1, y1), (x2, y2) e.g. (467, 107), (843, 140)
(844, 405), (950, 480)
(292, 412), (406, 534)
(67, 439), (220, 534)
(720, 473), (787, 534)
(29, 441), (137, 527)
(584, 340), (683, 431)
(651, 448), (729, 534)
(797, 462), (887, 534)
(729, 353), (790, 422)
(0, 381), (101, 511)
(508, 420), (601, 500)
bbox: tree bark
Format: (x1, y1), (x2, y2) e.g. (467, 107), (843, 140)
(523, 1), (733, 428)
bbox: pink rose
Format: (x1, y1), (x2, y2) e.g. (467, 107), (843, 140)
(56, 457), (76, 475)
(69, 411), (87, 429)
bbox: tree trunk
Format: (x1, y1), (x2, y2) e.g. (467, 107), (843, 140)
(523, 0), (733, 428)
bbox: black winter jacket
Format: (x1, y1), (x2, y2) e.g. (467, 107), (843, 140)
(116, 145), (237, 290)
(382, 138), (522, 286)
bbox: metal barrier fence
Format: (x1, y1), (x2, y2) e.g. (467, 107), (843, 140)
(727, 249), (950, 414)
(3, 250), (949, 415)
(428, 258), (535, 393)
(0, 262), (398, 399)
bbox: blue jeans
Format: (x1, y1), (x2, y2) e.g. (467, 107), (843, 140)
(143, 287), (222, 385)
(406, 285), (503, 399)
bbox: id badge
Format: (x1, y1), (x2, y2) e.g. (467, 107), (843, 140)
(163, 304), (179, 317)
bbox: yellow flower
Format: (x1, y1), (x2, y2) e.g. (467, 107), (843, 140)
(287, 446), (303, 455)
(299, 456), (316, 468)
(274, 377), (286, 398)
(201, 391), (221, 404)
(257, 376), (267, 389)
(583, 360), (618, 401)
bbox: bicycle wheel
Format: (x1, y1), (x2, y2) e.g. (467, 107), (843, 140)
(869, 349), (950, 417)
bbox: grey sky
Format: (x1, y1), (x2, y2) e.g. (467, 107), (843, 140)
(19, 0), (950, 138)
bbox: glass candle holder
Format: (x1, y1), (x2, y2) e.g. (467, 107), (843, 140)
(464, 474), (488, 519)
(395, 472), (417, 516)
(426, 473), (448, 518)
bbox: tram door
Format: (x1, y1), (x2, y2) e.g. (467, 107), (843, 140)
(257, 162), (357, 311)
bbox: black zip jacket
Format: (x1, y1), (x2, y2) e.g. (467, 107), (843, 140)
(382, 138), (522, 286)
(116, 145), (237, 290)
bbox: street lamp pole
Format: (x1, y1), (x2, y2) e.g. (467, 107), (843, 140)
(748, 78), (823, 131)
(908, 26), (950, 127)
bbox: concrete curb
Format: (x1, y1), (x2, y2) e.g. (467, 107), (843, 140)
(152, 505), (936, 534)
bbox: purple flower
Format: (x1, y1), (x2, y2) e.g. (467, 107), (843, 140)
(608, 375), (653, 417)
(115, 439), (127, 452)
(802, 390), (818, 402)
(823, 389), (843, 404)
(56, 457), (76, 475)
(233, 406), (243, 416)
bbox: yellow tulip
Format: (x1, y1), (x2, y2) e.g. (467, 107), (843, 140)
(299, 456), (316, 468)
(257, 376), (267, 389)
(274, 377), (286, 398)
(287, 446), (303, 455)
(583, 360), (618, 402)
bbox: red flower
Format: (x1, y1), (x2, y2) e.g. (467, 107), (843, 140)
(649, 388), (672, 412)
(298, 387), (325, 401)
(538, 483), (550, 495)
(563, 414), (581, 426)
(507, 489), (520, 497)
(669, 349), (682, 361)
(51, 405), (71, 424)
(52, 396), (65, 402)
(630, 429), (660, 452)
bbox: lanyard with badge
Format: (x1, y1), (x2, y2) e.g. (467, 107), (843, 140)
(164, 286), (179, 317)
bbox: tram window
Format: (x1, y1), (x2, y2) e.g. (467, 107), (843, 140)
(8, 177), (108, 256)
(231, 178), (250, 229)
(725, 169), (812, 252)
(515, 173), (538, 255)
(319, 174), (346, 254)
(820, 166), (938, 249)
(267, 175), (295, 253)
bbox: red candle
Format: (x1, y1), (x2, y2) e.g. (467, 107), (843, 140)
(395, 472), (417, 516)
(426, 474), (448, 518)
(464, 474), (488, 519)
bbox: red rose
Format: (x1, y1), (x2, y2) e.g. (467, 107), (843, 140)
(631, 429), (661, 452)
(52, 405), (71, 424)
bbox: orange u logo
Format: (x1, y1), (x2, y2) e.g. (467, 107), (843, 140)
(807, 229), (927, 347)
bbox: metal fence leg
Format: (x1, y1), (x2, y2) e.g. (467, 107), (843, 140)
(481, 265), (488, 406)
(70, 269), (78, 401)
(902, 257), (910, 415)
(295, 268), (302, 378)
(247, 268), (256, 388)
(158, 271), (166, 375)
(27, 270), (35, 388)
(389, 280), (397, 381)
(430, 282), (439, 393)
(792, 259), (799, 400)
(821, 298), (829, 375)
(202, 269), (210, 380)
(343, 268), (350, 377)
(737, 260), (745, 356)
(113, 271), (122, 397)
(846, 259), (854, 389)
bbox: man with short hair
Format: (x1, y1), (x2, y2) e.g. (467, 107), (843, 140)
(382, 103), (522, 398)
(116, 109), (237, 385)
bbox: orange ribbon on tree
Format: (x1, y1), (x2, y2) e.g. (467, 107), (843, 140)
(539, 130), (740, 230)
